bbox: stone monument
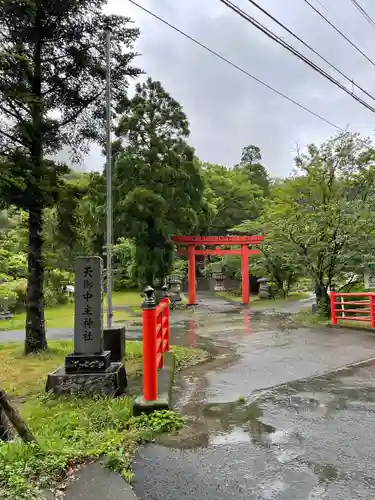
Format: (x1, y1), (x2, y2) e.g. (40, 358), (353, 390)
(213, 272), (225, 292)
(168, 275), (182, 304)
(46, 256), (127, 396)
(258, 277), (270, 299)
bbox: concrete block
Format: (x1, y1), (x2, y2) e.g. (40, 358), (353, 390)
(133, 351), (175, 415)
(133, 393), (169, 416)
(103, 326), (125, 362)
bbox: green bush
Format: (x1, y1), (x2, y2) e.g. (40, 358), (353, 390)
(44, 269), (74, 307)
(126, 410), (184, 433)
(0, 250), (27, 278)
(113, 238), (137, 290)
(0, 278), (27, 312)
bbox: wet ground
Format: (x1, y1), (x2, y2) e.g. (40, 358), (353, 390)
(132, 295), (375, 500)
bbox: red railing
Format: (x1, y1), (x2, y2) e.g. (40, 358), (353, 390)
(142, 286), (170, 401)
(330, 292), (375, 328)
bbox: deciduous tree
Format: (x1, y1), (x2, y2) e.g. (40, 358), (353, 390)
(261, 133), (375, 313)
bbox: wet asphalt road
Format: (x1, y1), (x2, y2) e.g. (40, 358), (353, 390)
(132, 296), (375, 500)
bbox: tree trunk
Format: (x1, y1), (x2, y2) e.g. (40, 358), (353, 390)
(315, 281), (330, 316)
(25, 205), (47, 353)
(0, 388), (37, 444)
(0, 406), (10, 442)
(25, 14), (46, 354)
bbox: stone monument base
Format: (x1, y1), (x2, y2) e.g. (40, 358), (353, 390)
(46, 362), (127, 397)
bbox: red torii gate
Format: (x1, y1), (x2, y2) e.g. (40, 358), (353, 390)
(171, 235), (264, 305)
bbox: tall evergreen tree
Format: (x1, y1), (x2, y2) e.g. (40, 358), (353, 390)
(0, 0), (140, 352)
(114, 78), (203, 286)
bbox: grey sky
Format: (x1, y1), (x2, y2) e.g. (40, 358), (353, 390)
(82, 0), (375, 177)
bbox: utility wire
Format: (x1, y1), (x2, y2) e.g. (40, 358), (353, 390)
(246, 0), (375, 103)
(348, 0), (375, 30)
(127, 0), (344, 132)
(302, 0), (375, 68)
(219, 0), (375, 115)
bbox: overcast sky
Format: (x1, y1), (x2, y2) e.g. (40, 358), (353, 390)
(82, 0), (375, 177)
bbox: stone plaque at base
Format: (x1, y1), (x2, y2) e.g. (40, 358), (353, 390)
(65, 351), (111, 373)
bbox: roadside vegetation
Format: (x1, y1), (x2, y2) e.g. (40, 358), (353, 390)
(216, 290), (310, 305)
(0, 340), (207, 499)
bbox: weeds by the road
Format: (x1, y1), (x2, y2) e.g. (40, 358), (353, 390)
(217, 291), (310, 305)
(0, 340), (207, 499)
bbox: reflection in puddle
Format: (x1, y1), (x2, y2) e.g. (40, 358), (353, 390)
(210, 427), (251, 445)
(243, 309), (252, 335)
(189, 319), (197, 348)
(259, 479), (288, 499)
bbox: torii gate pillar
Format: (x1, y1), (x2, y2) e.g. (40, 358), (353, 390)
(188, 244), (197, 305)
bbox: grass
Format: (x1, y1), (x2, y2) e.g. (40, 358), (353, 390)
(0, 340), (208, 499)
(104, 290), (142, 309)
(334, 319), (373, 329)
(217, 291), (310, 305)
(0, 291), (143, 333)
(291, 310), (329, 328)
(0, 340), (208, 398)
(291, 311), (375, 331)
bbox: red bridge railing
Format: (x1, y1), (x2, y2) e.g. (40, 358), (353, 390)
(330, 292), (375, 328)
(142, 285), (170, 401)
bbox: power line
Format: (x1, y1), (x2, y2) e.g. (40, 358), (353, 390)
(127, 0), (344, 132)
(246, 0), (375, 103)
(302, 0), (375, 68)
(219, 0), (375, 115)
(313, 0), (328, 12)
(348, 0), (375, 30)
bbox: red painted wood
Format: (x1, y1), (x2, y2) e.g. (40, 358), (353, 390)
(188, 244), (196, 305)
(334, 301), (370, 305)
(335, 309), (370, 313)
(142, 307), (158, 400)
(176, 249), (261, 256)
(172, 235), (264, 244)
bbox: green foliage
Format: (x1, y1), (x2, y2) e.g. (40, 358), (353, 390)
(171, 257), (188, 278)
(237, 144), (270, 196)
(113, 238), (137, 290)
(126, 410), (184, 434)
(254, 132), (375, 312)
(0, 278), (27, 312)
(0, 250), (27, 279)
(44, 269), (74, 307)
(0, 0), (140, 352)
(240, 145), (262, 165)
(234, 218), (302, 296)
(0, 396), (137, 499)
(200, 162), (264, 235)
